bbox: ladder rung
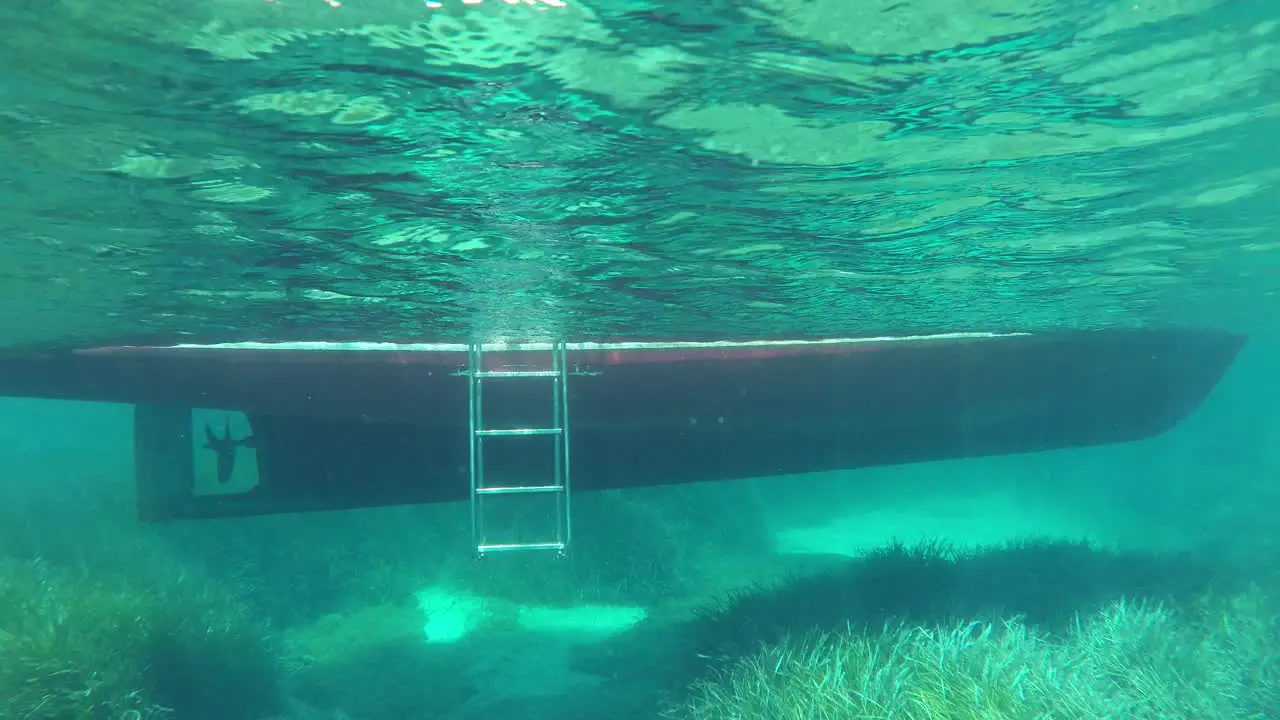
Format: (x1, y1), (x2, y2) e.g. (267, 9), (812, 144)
(478, 542), (566, 554)
(476, 428), (562, 437)
(475, 370), (560, 378)
(476, 485), (564, 495)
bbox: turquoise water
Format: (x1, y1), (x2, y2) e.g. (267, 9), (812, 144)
(2, 342), (1278, 718)
(2, 0), (1278, 347)
(2, 1), (1279, 718)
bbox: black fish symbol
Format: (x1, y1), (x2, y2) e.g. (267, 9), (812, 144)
(204, 418), (254, 485)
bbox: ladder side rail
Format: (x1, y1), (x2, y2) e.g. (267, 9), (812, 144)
(468, 343), (483, 550)
(556, 340), (571, 550)
(552, 342), (562, 548)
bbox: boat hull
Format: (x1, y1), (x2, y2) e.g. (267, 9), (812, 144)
(0, 329), (1245, 520)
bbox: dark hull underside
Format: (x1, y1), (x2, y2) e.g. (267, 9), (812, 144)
(0, 328), (1246, 521)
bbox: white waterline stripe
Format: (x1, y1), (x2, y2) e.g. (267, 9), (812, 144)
(159, 331), (1031, 353)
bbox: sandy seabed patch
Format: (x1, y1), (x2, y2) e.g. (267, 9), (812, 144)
(774, 488), (1115, 557)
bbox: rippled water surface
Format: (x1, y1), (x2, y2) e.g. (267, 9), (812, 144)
(2, 0), (1278, 348)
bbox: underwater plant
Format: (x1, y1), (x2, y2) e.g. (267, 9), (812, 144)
(156, 502), (466, 627)
(443, 490), (698, 606)
(685, 537), (1230, 666)
(442, 482), (772, 608)
(668, 586), (1280, 720)
(557, 536), (1236, 704)
(0, 556), (281, 720)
